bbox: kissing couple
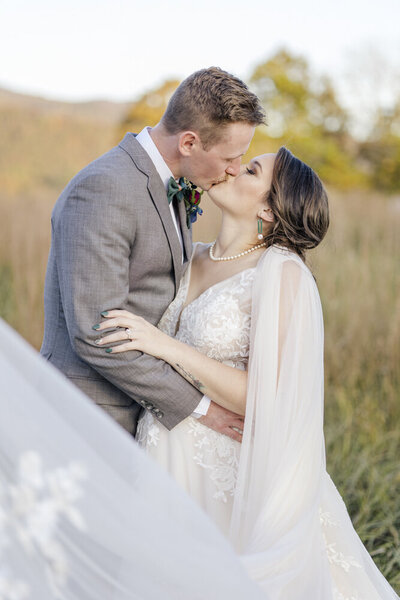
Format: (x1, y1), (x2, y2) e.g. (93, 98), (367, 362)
(40, 67), (399, 598)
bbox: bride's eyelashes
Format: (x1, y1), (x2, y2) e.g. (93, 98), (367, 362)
(246, 167), (256, 175)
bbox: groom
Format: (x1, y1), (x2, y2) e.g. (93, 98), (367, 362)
(40, 67), (265, 439)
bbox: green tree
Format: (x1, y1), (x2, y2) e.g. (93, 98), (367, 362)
(250, 49), (347, 138)
(359, 102), (400, 192)
(249, 49), (365, 188)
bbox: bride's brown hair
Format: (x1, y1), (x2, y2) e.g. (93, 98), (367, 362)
(263, 147), (329, 261)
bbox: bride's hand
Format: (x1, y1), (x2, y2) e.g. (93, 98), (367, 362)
(93, 310), (170, 359)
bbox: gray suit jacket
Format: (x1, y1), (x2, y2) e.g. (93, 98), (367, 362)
(40, 133), (202, 434)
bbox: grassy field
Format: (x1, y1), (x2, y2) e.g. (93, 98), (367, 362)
(317, 192), (400, 587)
(0, 87), (399, 587)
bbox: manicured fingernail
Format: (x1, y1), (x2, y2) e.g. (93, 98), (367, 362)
(92, 324), (100, 330)
(101, 311), (108, 317)
(105, 348), (113, 353)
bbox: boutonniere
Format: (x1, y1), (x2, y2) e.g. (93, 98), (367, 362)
(167, 177), (203, 228)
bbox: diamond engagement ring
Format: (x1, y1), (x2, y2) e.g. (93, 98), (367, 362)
(125, 328), (134, 340)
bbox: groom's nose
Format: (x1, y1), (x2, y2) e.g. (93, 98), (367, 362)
(225, 157), (241, 176)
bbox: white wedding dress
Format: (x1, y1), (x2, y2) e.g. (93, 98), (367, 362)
(136, 245), (253, 537)
(137, 243), (399, 600)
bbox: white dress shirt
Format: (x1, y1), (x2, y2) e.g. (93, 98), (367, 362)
(136, 127), (210, 418)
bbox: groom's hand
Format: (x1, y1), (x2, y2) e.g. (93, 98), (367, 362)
(199, 401), (244, 443)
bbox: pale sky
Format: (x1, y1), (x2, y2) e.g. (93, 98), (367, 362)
(0, 0), (399, 103)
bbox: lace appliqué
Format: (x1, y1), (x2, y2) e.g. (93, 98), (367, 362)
(333, 590), (361, 600)
(319, 509), (362, 584)
(188, 418), (240, 503)
(319, 509), (363, 599)
(175, 269), (254, 367)
(326, 543), (362, 572)
(0, 451), (87, 599)
(319, 509), (339, 528)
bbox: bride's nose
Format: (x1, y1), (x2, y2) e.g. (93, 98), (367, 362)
(225, 157), (241, 177)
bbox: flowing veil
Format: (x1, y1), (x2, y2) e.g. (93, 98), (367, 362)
(230, 246), (399, 599)
(0, 318), (265, 600)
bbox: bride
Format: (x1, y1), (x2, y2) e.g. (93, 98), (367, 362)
(95, 147), (399, 599)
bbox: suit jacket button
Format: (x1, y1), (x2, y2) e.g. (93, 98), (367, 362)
(157, 411), (164, 419)
(147, 403), (154, 410)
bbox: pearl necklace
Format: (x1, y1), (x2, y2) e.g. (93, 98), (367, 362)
(209, 240), (267, 262)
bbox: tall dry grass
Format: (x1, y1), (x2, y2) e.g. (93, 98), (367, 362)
(0, 187), (399, 589)
(0, 190), (53, 346)
(313, 192), (400, 586)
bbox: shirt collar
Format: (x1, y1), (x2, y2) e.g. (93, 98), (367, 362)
(135, 127), (174, 190)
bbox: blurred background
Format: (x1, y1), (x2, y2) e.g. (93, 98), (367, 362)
(0, 0), (399, 588)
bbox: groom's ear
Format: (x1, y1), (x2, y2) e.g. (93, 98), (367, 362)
(178, 131), (200, 156)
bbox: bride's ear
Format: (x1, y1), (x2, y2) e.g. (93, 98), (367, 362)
(257, 206), (274, 224)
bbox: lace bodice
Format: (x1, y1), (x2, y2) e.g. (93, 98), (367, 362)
(158, 248), (255, 369)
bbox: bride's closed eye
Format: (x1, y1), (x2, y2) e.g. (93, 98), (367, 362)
(246, 167), (256, 175)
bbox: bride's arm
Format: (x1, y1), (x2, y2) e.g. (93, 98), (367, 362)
(94, 311), (247, 416)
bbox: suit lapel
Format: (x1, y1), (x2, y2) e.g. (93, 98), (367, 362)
(119, 133), (183, 292)
(177, 196), (193, 263)
(147, 173), (184, 290)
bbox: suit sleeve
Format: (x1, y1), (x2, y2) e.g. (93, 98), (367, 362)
(53, 170), (202, 430)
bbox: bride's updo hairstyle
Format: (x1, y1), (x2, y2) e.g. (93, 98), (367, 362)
(263, 147), (329, 261)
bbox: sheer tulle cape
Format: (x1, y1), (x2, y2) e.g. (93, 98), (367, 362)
(230, 246), (399, 599)
(0, 318), (265, 600)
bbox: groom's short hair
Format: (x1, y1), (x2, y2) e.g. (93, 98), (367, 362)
(161, 67), (266, 150)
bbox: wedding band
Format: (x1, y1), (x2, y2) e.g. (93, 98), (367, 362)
(125, 328), (134, 340)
